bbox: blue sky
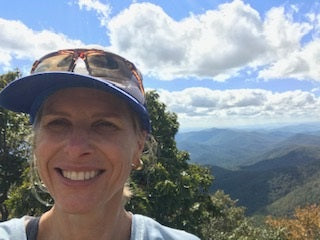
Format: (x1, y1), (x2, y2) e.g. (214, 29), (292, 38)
(1, 0), (320, 131)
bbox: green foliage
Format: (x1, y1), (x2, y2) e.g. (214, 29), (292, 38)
(201, 190), (287, 240)
(264, 158), (320, 217)
(0, 70), (31, 221)
(127, 91), (215, 238)
(4, 167), (51, 218)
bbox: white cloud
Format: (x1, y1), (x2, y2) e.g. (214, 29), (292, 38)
(157, 88), (320, 129)
(0, 18), (85, 70)
(263, 6), (311, 57)
(258, 6), (318, 81)
(0, 49), (13, 67)
(1, 0), (319, 82)
(105, 1), (320, 82)
(108, 0), (267, 80)
(74, 0), (319, 82)
(258, 40), (320, 81)
(77, 0), (111, 27)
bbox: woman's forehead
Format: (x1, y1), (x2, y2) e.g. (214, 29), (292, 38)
(42, 88), (130, 116)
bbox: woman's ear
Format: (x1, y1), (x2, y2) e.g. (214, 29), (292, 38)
(138, 131), (148, 152)
(137, 130), (147, 153)
(132, 131), (147, 170)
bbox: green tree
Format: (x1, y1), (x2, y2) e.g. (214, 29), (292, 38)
(0, 70), (31, 221)
(201, 190), (287, 240)
(4, 167), (51, 218)
(127, 91), (215, 238)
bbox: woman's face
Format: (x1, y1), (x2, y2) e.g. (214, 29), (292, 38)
(34, 88), (146, 214)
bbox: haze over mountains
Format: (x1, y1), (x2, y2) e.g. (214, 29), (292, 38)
(176, 123), (320, 216)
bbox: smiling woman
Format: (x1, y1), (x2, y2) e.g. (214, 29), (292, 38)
(0, 49), (200, 240)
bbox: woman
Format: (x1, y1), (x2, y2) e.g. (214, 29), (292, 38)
(0, 49), (200, 239)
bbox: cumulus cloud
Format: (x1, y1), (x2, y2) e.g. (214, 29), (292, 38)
(108, 0), (267, 80)
(77, 0), (111, 27)
(2, 0), (318, 82)
(0, 18), (85, 70)
(258, 39), (320, 80)
(157, 88), (320, 129)
(105, 0), (320, 82)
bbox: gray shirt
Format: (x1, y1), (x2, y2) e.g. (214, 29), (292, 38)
(0, 214), (200, 240)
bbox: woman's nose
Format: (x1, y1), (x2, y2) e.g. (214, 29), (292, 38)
(64, 127), (93, 158)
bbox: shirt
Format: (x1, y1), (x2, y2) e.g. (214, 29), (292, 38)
(0, 214), (200, 240)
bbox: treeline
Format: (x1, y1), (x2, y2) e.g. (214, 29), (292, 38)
(1, 71), (320, 239)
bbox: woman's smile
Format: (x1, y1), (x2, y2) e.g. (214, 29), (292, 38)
(55, 167), (105, 181)
(60, 169), (102, 181)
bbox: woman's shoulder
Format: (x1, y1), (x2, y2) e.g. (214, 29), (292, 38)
(131, 214), (201, 240)
(0, 216), (27, 239)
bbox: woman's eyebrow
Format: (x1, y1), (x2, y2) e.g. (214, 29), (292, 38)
(41, 110), (124, 119)
(91, 112), (123, 118)
(41, 110), (71, 117)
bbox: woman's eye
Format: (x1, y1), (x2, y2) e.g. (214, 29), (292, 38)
(93, 120), (118, 132)
(46, 119), (70, 130)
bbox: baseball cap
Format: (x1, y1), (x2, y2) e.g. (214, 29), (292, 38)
(0, 49), (151, 132)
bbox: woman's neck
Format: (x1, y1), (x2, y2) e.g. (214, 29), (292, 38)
(37, 199), (132, 240)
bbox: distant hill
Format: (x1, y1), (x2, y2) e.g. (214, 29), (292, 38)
(264, 170), (320, 216)
(176, 123), (320, 169)
(176, 128), (282, 168)
(209, 146), (320, 215)
(176, 123), (320, 216)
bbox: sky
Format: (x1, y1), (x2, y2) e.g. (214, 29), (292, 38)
(1, 0), (320, 131)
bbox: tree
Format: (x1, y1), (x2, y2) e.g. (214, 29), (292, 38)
(4, 167), (51, 218)
(0, 70), (31, 221)
(267, 204), (320, 240)
(127, 91), (215, 238)
(201, 190), (287, 240)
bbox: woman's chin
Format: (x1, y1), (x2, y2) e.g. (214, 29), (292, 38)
(54, 197), (99, 215)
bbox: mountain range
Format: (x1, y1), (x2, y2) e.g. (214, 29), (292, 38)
(176, 123), (320, 216)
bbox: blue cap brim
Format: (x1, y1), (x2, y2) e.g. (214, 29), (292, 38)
(0, 72), (151, 133)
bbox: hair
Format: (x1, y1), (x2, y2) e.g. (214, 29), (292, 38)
(28, 91), (157, 207)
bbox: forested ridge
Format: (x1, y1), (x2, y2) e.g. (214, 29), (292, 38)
(1, 71), (320, 239)
(177, 125), (320, 219)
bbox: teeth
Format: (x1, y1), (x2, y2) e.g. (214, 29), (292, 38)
(62, 170), (99, 181)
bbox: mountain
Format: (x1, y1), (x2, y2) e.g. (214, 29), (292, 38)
(270, 123), (320, 134)
(176, 123), (320, 169)
(264, 170), (320, 216)
(176, 123), (320, 216)
(209, 146), (320, 215)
